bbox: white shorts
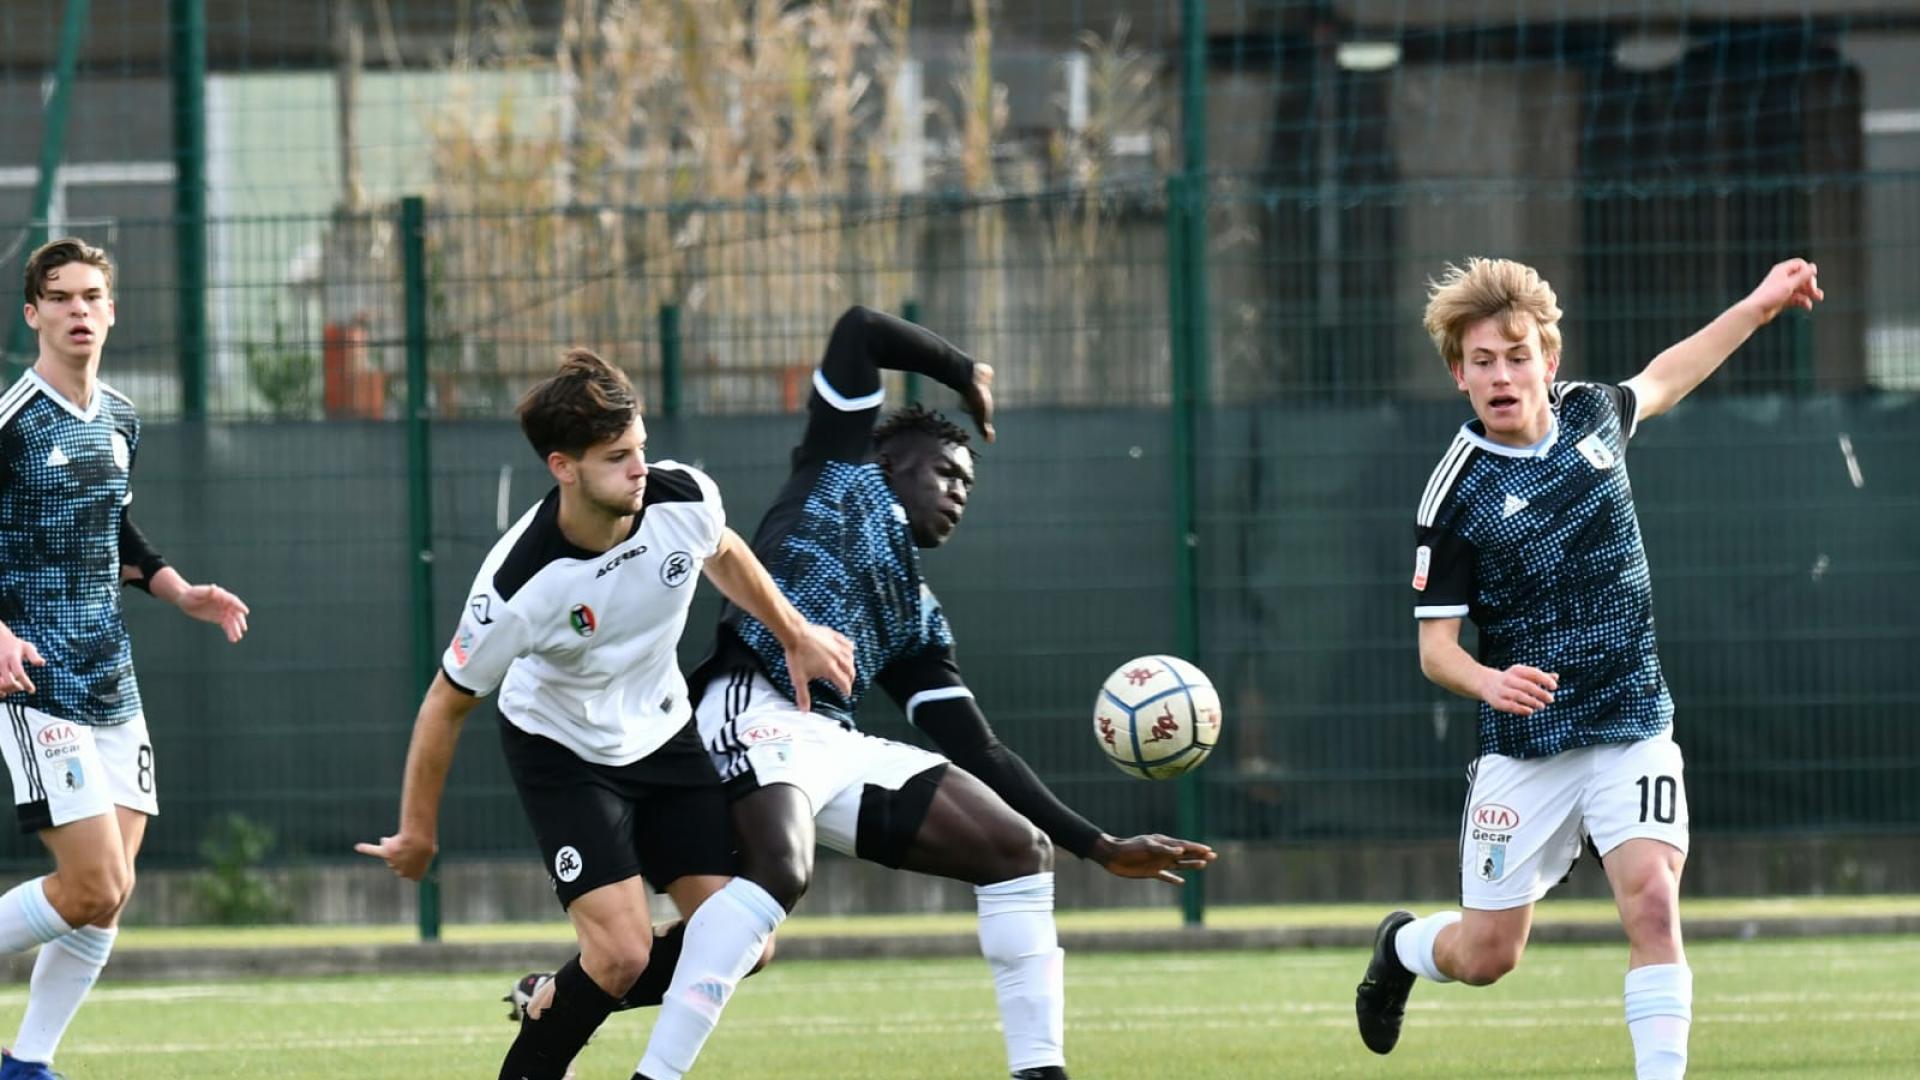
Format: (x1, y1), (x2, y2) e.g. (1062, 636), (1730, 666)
(696, 670), (947, 858)
(1, 704), (157, 832)
(1460, 728), (1688, 911)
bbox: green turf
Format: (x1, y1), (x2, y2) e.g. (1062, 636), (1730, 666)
(109, 893), (1920, 950)
(14, 936), (1919, 1078)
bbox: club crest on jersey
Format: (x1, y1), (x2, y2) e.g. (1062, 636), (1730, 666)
(661, 551), (693, 587)
(569, 604), (597, 637)
(110, 431), (131, 471)
(1575, 432), (1616, 470)
(1412, 545), (1432, 590)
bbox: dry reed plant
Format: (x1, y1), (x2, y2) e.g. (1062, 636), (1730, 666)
(384, 0), (1167, 413)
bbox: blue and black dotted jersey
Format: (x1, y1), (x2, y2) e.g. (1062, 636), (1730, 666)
(728, 460), (953, 723)
(1412, 381), (1670, 759)
(694, 306), (975, 726)
(0, 372), (146, 725)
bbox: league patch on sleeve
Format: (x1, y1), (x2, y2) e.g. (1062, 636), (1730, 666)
(1412, 545), (1432, 591)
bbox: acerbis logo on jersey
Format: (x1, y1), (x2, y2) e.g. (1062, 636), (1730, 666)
(596, 545), (648, 579)
(569, 604), (597, 637)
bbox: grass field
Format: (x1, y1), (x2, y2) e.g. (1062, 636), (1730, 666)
(104, 894), (1920, 950)
(11, 935), (1918, 1078)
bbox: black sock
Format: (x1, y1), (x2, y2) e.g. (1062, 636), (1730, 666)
(612, 921), (687, 1011)
(498, 956), (621, 1080)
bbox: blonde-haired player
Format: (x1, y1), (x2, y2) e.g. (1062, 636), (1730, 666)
(1355, 257), (1822, 1079)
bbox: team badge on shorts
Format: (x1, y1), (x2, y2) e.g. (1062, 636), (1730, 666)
(1476, 840), (1506, 881)
(554, 845), (583, 883)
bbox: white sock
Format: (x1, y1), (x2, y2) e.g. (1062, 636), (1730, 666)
(976, 871), (1065, 1073)
(14, 924), (116, 1063)
(636, 878), (785, 1080)
(1624, 963), (1692, 1080)
(1393, 911), (1462, 983)
(0, 877), (73, 955)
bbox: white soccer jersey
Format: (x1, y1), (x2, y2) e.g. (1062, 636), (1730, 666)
(442, 462), (725, 766)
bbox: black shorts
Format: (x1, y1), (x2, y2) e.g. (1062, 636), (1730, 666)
(499, 716), (734, 908)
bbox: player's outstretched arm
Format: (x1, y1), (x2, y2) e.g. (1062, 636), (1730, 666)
(1625, 257), (1824, 422)
(1418, 617), (1558, 717)
(701, 528), (854, 713)
(357, 672), (483, 881)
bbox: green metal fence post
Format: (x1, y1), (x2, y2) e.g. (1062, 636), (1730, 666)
(4, 0), (91, 378)
(1172, 0), (1211, 928)
(901, 299), (923, 404)
(400, 195), (440, 941)
(170, 0), (207, 418)
(658, 304), (682, 417)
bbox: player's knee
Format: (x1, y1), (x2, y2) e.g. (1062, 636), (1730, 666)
(56, 864), (130, 926)
(583, 938), (652, 994)
(1620, 875), (1681, 947)
(984, 820), (1051, 879)
(742, 853), (811, 912)
(1451, 928), (1525, 986)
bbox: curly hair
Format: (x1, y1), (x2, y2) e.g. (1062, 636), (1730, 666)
(872, 403), (973, 456)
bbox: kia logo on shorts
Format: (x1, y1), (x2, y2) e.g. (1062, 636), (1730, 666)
(37, 723), (79, 748)
(1472, 803), (1520, 830)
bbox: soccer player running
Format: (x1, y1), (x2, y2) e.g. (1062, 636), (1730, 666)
(358, 349), (854, 1080)
(518, 307), (1216, 1080)
(1354, 257), (1823, 1079)
(0, 238), (250, 1080)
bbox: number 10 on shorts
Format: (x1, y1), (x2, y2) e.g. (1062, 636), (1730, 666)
(1636, 774), (1678, 824)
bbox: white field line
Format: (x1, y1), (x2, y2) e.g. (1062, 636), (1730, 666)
(59, 1006), (1920, 1058)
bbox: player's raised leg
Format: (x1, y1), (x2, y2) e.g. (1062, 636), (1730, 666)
(896, 767), (1064, 1080)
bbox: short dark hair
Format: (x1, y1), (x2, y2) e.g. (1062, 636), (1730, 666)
(24, 237), (114, 306)
(872, 403), (973, 460)
(517, 349), (640, 459)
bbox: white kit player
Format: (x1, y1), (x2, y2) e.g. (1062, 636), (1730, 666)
(359, 349), (852, 1080)
(0, 239), (250, 1080)
(1355, 257), (1824, 1080)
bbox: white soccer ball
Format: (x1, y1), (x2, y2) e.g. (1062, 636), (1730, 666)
(1093, 655), (1222, 780)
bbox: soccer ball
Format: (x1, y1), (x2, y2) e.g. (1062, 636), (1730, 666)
(1093, 655), (1222, 780)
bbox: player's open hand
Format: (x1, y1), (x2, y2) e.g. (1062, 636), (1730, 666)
(1091, 832), (1217, 885)
(1743, 258), (1824, 325)
(355, 830), (437, 881)
(178, 583), (250, 643)
(0, 627), (45, 698)
(961, 362), (996, 443)
(1481, 664), (1557, 716)
(786, 622), (855, 714)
